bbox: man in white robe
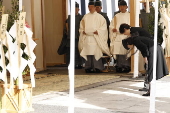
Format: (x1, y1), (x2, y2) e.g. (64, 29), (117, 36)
(79, 0), (110, 73)
(109, 0), (130, 73)
(160, 4), (170, 73)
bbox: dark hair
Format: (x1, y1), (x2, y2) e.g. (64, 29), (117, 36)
(118, 0), (127, 6)
(75, 2), (79, 8)
(89, 0), (95, 5)
(119, 23), (131, 34)
(122, 37), (134, 50)
(95, 0), (102, 6)
(122, 38), (129, 50)
(118, 0), (124, 6)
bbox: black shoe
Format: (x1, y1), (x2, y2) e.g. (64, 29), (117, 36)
(116, 67), (122, 73)
(85, 69), (94, 73)
(75, 65), (79, 69)
(122, 69), (131, 73)
(78, 65), (83, 69)
(95, 68), (102, 73)
(139, 88), (149, 92)
(142, 92), (150, 96)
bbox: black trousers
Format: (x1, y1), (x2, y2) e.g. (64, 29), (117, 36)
(66, 47), (83, 66)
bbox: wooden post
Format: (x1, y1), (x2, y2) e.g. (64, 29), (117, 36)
(66, 0), (68, 17)
(63, 0), (67, 63)
(40, 0), (46, 70)
(63, 0), (67, 27)
(130, 0), (136, 73)
(31, 0), (45, 71)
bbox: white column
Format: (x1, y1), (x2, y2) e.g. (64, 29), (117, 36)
(125, 0), (129, 11)
(106, 0), (112, 21)
(133, 0), (140, 78)
(102, 0), (107, 13)
(150, 0), (158, 112)
(115, 0), (119, 12)
(68, 0), (75, 113)
(85, 0), (89, 14)
(19, 0), (22, 11)
(111, 0), (116, 17)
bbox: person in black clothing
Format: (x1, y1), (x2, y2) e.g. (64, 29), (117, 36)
(122, 36), (168, 96)
(119, 23), (153, 39)
(66, 2), (83, 69)
(119, 23), (154, 92)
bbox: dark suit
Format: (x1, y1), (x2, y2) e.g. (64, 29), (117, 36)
(99, 12), (110, 31)
(114, 11), (121, 17)
(130, 27), (153, 39)
(132, 36), (168, 82)
(66, 14), (83, 66)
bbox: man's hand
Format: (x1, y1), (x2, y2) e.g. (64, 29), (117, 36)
(83, 31), (86, 35)
(112, 28), (117, 32)
(93, 31), (98, 35)
(144, 57), (148, 64)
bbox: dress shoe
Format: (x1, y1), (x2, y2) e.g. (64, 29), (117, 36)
(116, 67), (122, 73)
(77, 65), (83, 69)
(95, 68), (102, 73)
(85, 69), (94, 73)
(139, 88), (149, 92)
(142, 92), (150, 96)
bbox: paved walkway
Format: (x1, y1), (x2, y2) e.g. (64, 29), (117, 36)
(28, 75), (170, 113)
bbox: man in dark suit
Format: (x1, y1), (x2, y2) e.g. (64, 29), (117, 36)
(66, 2), (83, 69)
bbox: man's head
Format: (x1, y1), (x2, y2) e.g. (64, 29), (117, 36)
(122, 38), (134, 50)
(142, 2), (153, 10)
(119, 23), (131, 35)
(88, 0), (96, 13)
(118, 0), (123, 11)
(95, 0), (102, 13)
(118, 1), (128, 13)
(75, 2), (80, 15)
(143, 2), (147, 8)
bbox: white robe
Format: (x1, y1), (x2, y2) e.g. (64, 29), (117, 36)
(109, 11), (130, 56)
(160, 5), (170, 57)
(79, 12), (110, 61)
(168, 1), (170, 18)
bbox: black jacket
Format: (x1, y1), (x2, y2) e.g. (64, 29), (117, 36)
(66, 14), (83, 47)
(133, 36), (154, 57)
(130, 27), (153, 39)
(99, 12), (110, 30)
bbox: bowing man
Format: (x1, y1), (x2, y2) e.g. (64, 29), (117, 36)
(122, 35), (168, 96)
